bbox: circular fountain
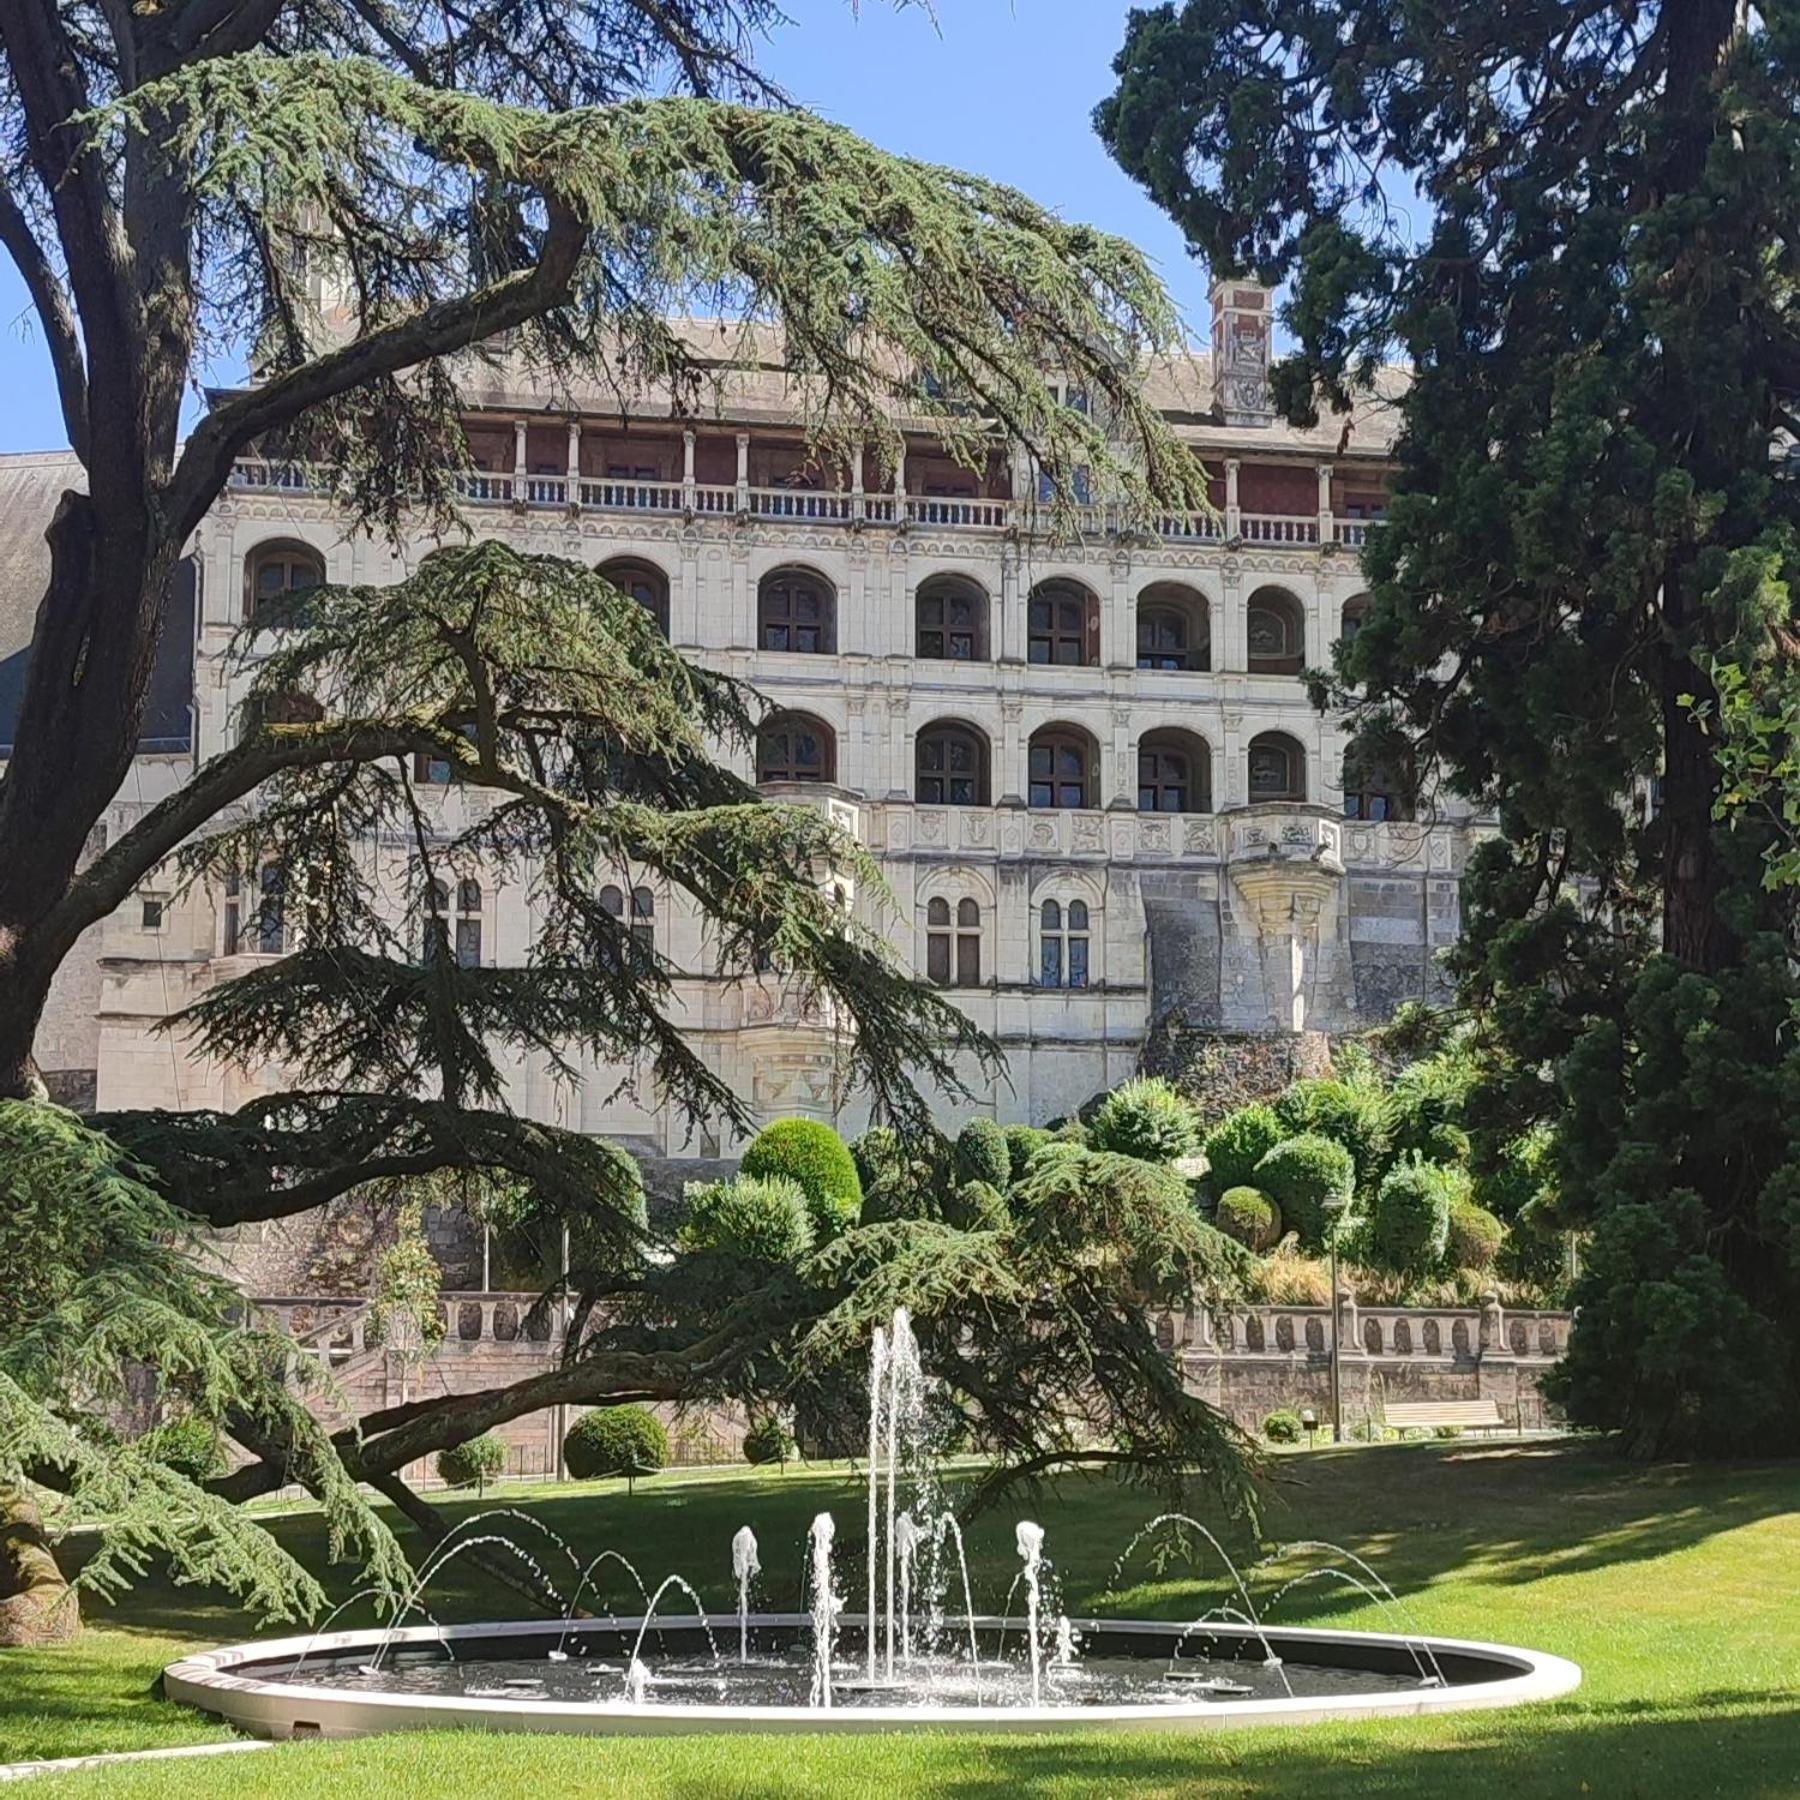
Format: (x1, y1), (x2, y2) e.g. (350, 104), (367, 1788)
(165, 1308), (1579, 1740)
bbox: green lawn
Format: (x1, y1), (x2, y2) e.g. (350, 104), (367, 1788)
(3, 1441), (1796, 1795)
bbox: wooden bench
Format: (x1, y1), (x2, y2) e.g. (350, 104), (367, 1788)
(1380, 1398), (1512, 1437)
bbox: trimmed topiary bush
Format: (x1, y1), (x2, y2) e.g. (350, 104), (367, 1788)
(139, 1414), (226, 1483)
(1255, 1133), (1355, 1250)
(953, 1117), (1011, 1190)
(565, 1405), (668, 1487)
(742, 1415), (795, 1468)
(677, 1174), (814, 1263)
(944, 1178), (1010, 1232)
(1263, 1408), (1304, 1444)
(1201, 1104), (1285, 1192)
(1446, 1194), (1505, 1270)
(1003, 1125), (1057, 1185)
(1274, 1078), (1389, 1189)
(437, 1433), (507, 1494)
(1370, 1154), (1456, 1276)
(1214, 1185), (1282, 1252)
(1089, 1076), (1201, 1164)
(740, 1118), (862, 1238)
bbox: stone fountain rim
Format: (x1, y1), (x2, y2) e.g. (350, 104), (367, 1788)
(164, 1613), (1581, 1740)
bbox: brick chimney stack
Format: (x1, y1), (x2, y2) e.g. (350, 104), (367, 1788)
(1210, 277), (1277, 427)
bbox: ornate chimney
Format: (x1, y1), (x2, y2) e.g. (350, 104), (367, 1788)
(1210, 277), (1277, 427)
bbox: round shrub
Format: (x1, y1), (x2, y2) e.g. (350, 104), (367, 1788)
(1263, 1408), (1304, 1445)
(743, 1415), (795, 1468)
(565, 1405), (668, 1482)
(1370, 1155), (1456, 1277)
(1089, 1076), (1201, 1164)
(740, 1118), (862, 1238)
(140, 1414), (225, 1482)
(953, 1117), (1012, 1189)
(850, 1125), (901, 1195)
(436, 1433), (506, 1493)
(944, 1178), (1010, 1232)
(1215, 1185), (1282, 1253)
(1446, 1194), (1505, 1271)
(1003, 1125), (1057, 1185)
(678, 1174), (814, 1263)
(1201, 1104), (1285, 1192)
(1274, 1079), (1388, 1187)
(1255, 1133), (1355, 1249)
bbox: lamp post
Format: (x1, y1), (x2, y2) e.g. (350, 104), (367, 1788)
(1322, 1190), (1349, 1443)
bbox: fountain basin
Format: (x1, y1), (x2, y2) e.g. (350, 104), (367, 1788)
(164, 1614), (1579, 1739)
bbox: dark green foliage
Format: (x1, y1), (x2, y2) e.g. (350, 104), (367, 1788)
(1088, 1076), (1201, 1164)
(1003, 1126), (1057, 1184)
(676, 1175), (814, 1264)
(1262, 1409), (1303, 1445)
(1215, 1186), (1281, 1254)
(436, 1434), (507, 1493)
(943, 1180), (1010, 1233)
(1254, 1135), (1354, 1251)
(1445, 1197), (1505, 1273)
(1386, 1055), (1478, 1171)
(138, 1415), (227, 1484)
(1201, 1105), (1285, 1193)
(742, 1415), (795, 1468)
(1274, 1079), (1388, 1190)
(1369, 1157), (1457, 1279)
(739, 1120), (862, 1240)
(564, 1406), (668, 1482)
(953, 1118), (1012, 1190)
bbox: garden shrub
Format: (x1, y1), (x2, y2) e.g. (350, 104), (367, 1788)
(565, 1405), (668, 1483)
(139, 1414), (226, 1483)
(1370, 1154), (1457, 1276)
(1386, 1051), (1478, 1167)
(1214, 1185), (1282, 1253)
(1274, 1078), (1388, 1188)
(1255, 1133), (1355, 1250)
(1200, 1103), (1285, 1191)
(742, 1415), (794, 1468)
(740, 1118), (862, 1238)
(436, 1433), (507, 1493)
(1262, 1408), (1303, 1444)
(1003, 1125), (1057, 1185)
(1445, 1194), (1505, 1270)
(677, 1174), (814, 1263)
(944, 1178), (1009, 1232)
(953, 1117), (1012, 1189)
(1088, 1076), (1201, 1163)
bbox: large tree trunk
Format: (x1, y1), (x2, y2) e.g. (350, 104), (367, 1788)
(0, 1488), (78, 1647)
(1660, 650), (1735, 976)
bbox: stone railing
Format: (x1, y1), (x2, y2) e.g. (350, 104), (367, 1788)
(253, 1291), (555, 1361)
(227, 458), (1374, 549)
(1165, 1298), (1571, 1364)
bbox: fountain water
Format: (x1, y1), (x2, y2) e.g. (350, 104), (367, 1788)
(550, 1549), (653, 1663)
(807, 1513), (839, 1709)
(864, 1323), (887, 1683)
(732, 1527), (760, 1664)
(892, 1514), (918, 1668)
(1015, 1521), (1045, 1706)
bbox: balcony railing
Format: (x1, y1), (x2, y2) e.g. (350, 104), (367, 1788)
(228, 458), (1370, 548)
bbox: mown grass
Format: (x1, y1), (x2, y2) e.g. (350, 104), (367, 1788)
(3, 1440), (1796, 1795)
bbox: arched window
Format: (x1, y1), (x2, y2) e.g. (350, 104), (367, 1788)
(245, 540), (324, 624)
(916, 577), (988, 661)
(915, 722), (989, 807)
(601, 558), (670, 635)
(756, 712), (836, 784)
(425, 876), (483, 968)
(1137, 730), (1211, 814)
(1136, 583), (1210, 672)
(1027, 579), (1098, 666)
(758, 567), (835, 654)
(224, 863), (288, 955)
(1028, 727), (1097, 809)
(926, 895), (982, 987)
(1340, 595), (1369, 645)
(1246, 586), (1305, 675)
(600, 882), (655, 967)
(1248, 731), (1306, 803)
(1038, 896), (1091, 989)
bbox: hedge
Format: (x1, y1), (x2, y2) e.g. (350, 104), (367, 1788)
(1254, 1133), (1355, 1249)
(437, 1433), (507, 1493)
(677, 1174), (813, 1264)
(1370, 1155), (1457, 1276)
(1002, 1125), (1057, 1185)
(1201, 1104), (1285, 1191)
(953, 1117), (1012, 1189)
(1446, 1194), (1505, 1270)
(1214, 1185), (1282, 1253)
(740, 1118), (862, 1238)
(1088, 1076), (1201, 1163)
(743, 1416), (795, 1467)
(565, 1405), (669, 1483)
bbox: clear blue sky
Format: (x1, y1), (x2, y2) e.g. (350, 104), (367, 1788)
(0, 1), (1211, 456)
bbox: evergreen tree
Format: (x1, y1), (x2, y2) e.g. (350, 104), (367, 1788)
(1100, 1), (1800, 1453)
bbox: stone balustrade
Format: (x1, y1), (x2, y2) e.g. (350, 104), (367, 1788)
(1169, 1300), (1570, 1363)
